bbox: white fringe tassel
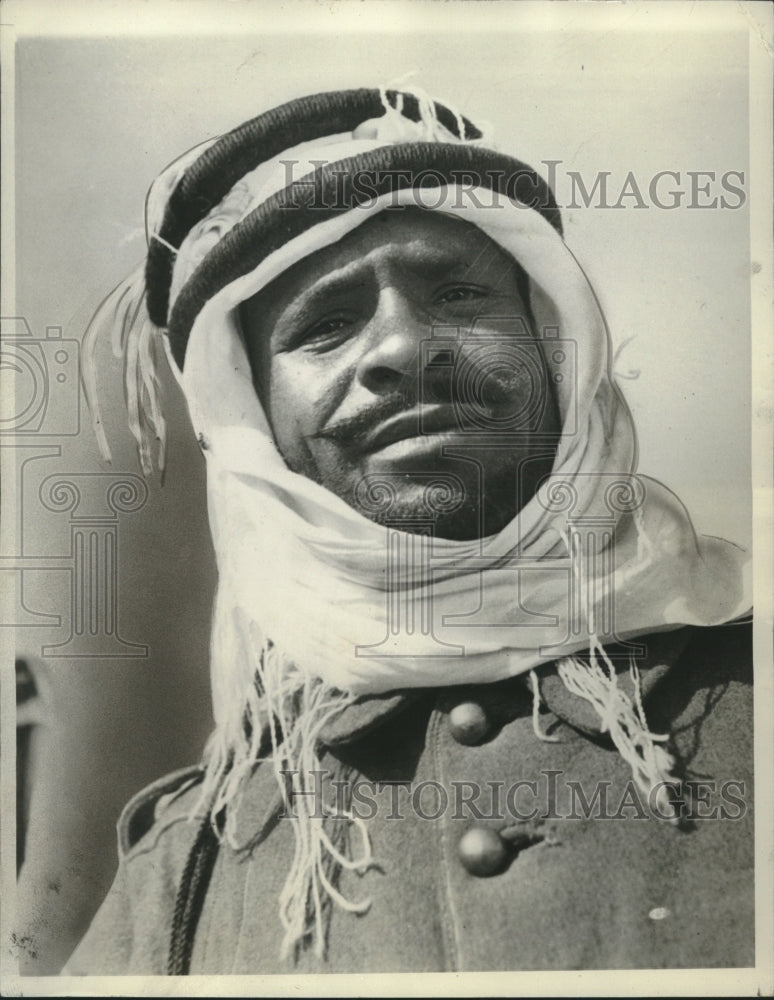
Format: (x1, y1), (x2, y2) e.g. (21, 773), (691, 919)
(378, 80), (492, 146)
(80, 264), (167, 476)
(529, 669), (560, 743)
(556, 639), (679, 822)
(194, 594), (373, 960)
(267, 663), (373, 959)
(80, 135), (222, 478)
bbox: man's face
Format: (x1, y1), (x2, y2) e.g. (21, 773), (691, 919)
(241, 209), (560, 540)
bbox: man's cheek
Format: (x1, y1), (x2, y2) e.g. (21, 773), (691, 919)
(288, 429), (356, 492)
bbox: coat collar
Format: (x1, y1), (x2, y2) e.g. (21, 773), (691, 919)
(319, 627), (696, 746)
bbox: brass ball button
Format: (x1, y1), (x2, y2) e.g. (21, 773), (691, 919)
(457, 826), (509, 877)
(448, 701), (489, 745)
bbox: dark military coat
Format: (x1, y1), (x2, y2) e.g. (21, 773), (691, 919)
(65, 622), (753, 974)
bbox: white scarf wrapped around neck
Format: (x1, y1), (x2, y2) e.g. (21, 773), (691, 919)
(178, 179), (748, 698)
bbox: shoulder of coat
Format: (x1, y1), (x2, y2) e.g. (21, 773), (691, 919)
(117, 763), (205, 860)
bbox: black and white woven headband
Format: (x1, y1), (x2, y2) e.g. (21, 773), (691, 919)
(145, 88), (563, 370)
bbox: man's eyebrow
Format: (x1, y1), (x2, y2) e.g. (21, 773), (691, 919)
(279, 246), (506, 325)
(276, 275), (365, 331)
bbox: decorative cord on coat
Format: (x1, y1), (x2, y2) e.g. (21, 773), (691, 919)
(167, 815), (220, 975)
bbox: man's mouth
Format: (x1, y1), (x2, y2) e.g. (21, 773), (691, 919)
(316, 401), (469, 457)
(362, 406), (463, 454)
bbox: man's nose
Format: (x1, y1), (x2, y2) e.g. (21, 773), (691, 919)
(355, 288), (429, 393)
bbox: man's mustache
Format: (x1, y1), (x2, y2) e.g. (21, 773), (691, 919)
(314, 392), (418, 446)
(313, 355), (533, 448)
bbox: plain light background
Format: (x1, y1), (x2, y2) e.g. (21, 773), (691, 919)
(8, 7), (753, 977)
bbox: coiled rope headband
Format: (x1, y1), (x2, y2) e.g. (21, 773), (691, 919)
(144, 88), (562, 369)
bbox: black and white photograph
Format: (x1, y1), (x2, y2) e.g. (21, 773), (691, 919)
(2, 1), (772, 995)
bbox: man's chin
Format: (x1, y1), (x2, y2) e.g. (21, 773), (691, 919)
(297, 446), (552, 540)
(344, 480), (484, 540)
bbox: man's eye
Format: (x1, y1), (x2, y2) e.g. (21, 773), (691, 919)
(298, 317), (352, 350)
(436, 285), (487, 304)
